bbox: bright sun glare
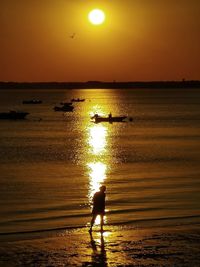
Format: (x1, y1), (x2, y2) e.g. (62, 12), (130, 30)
(88, 9), (105, 25)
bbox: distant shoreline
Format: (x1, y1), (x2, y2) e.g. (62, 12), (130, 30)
(0, 80), (200, 89)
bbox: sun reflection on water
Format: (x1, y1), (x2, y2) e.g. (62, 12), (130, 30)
(87, 122), (109, 201)
(87, 162), (107, 201)
(86, 112), (109, 225)
(88, 125), (107, 155)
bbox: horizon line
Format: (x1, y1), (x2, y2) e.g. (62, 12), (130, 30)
(1, 80), (200, 83)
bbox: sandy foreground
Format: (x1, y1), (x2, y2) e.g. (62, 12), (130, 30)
(0, 223), (200, 267)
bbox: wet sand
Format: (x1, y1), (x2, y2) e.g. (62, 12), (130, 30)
(0, 223), (200, 267)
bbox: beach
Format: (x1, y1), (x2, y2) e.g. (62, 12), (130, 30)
(0, 223), (200, 267)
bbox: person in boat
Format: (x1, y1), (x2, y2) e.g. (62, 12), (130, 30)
(92, 113), (99, 119)
(89, 185), (106, 233)
(108, 112), (112, 120)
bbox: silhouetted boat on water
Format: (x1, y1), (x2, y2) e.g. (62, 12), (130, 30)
(91, 114), (127, 123)
(23, 100), (42, 104)
(0, 111), (29, 120)
(54, 103), (74, 112)
(71, 98), (85, 102)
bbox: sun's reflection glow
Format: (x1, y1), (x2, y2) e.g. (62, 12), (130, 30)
(88, 125), (107, 154)
(87, 162), (106, 199)
(87, 161), (107, 225)
(85, 105), (111, 226)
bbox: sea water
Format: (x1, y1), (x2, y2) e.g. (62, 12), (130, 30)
(0, 88), (200, 235)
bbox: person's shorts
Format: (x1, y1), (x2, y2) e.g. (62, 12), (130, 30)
(92, 209), (105, 215)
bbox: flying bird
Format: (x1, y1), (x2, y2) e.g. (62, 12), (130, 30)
(69, 33), (76, 39)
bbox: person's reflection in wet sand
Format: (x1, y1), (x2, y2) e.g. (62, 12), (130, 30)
(89, 231), (107, 267)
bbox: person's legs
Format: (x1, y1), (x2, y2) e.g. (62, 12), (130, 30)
(90, 214), (97, 232)
(100, 214), (104, 232)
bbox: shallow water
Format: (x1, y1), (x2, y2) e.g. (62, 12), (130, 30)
(0, 88), (200, 235)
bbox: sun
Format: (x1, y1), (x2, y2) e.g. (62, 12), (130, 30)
(88, 9), (105, 25)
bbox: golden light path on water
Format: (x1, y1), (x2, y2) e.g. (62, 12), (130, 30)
(87, 161), (107, 199)
(87, 114), (109, 225)
(88, 124), (107, 155)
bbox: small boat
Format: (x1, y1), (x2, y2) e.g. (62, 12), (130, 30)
(23, 100), (42, 104)
(71, 98), (85, 102)
(54, 103), (74, 112)
(0, 111), (29, 120)
(91, 114), (127, 123)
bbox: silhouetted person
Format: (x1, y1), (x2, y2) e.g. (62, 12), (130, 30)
(89, 186), (106, 233)
(108, 112), (112, 120)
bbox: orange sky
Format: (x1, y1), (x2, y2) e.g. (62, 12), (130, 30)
(0, 0), (200, 82)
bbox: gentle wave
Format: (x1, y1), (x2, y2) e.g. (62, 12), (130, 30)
(0, 206), (163, 225)
(0, 214), (200, 236)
